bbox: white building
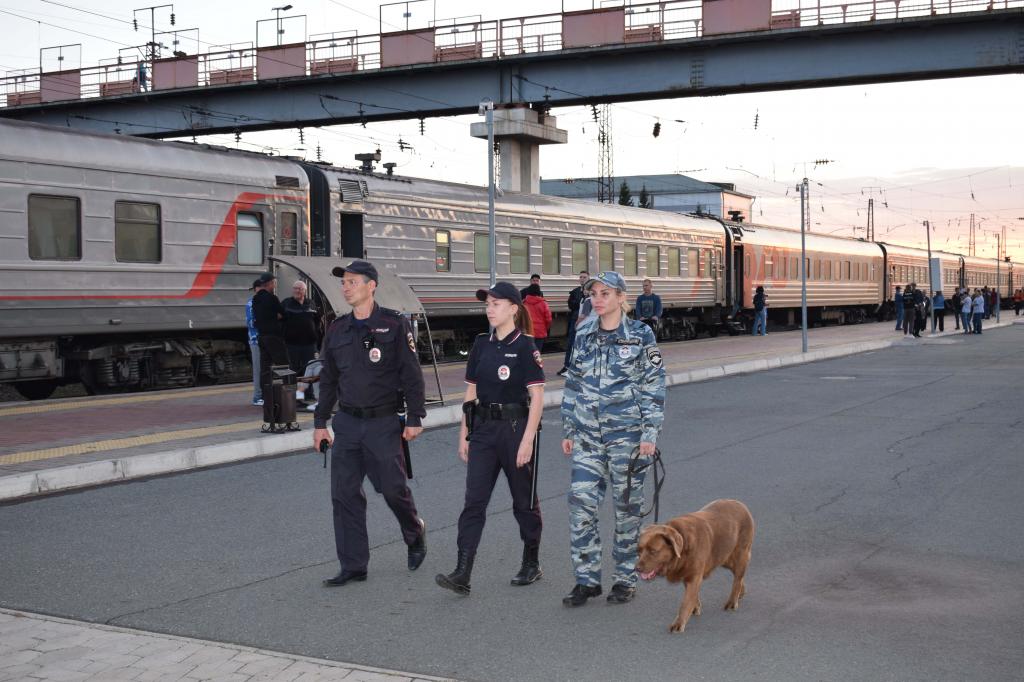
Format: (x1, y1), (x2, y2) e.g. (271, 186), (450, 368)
(540, 174), (754, 221)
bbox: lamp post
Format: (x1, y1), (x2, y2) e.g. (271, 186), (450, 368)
(924, 220), (934, 334)
(479, 99), (496, 287)
(272, 4), (293, 45)
(798, 178), (808, 353)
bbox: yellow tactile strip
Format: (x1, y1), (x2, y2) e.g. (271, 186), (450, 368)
(0, 414), (312, 466)
(0, 385), (248, 418)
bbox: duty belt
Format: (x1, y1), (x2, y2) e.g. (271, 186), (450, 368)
(337, 403), (399, 419)
(473, 402), (529, 421)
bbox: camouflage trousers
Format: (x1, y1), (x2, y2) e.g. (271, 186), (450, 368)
(568, 434), (646, 588)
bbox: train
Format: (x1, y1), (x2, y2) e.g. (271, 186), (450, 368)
(1, 118), (1020, 399)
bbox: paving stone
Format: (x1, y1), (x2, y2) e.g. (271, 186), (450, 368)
(342, 671), (413, 682)
(236, 655), (295, 677)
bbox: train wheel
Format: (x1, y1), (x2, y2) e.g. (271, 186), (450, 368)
(13, 379), (58, 401)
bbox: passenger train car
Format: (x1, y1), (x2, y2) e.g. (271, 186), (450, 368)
(1, 119), (1019, 399)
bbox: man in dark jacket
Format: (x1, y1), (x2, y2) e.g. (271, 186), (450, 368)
(902, 284), (916, 336)
(251, 272), (289, 430)
(559, 271), (589, 376)
(912, 284), (925, 337)
(281, 280), (321, 384)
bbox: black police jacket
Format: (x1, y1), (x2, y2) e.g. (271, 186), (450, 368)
(314, 303), (425, 428)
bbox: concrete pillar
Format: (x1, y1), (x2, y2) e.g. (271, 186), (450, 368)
(470, 106), (567, 194)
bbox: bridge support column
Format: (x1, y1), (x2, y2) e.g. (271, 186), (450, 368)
(470, 105), (567, 193)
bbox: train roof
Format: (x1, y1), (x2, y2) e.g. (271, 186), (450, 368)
(737, 223), (883, 257)
(307, 163), (729, 237)
(0, 118), (308, 189)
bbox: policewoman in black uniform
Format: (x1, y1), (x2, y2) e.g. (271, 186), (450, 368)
(436, 282), (545, 596)
(312, 260), (428, 587)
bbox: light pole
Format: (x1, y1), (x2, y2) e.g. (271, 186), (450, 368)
(798, 178), (808, 353)
(272, 4), (293, 45)
(479, 99), (496, 287)
(924, 220), (934, 334)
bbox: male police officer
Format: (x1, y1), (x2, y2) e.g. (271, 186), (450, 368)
(312, 260), (428, 587)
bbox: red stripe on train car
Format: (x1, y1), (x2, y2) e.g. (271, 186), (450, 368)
(0, 192), (299, 301)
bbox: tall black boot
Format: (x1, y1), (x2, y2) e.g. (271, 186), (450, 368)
(510, 543), (542, 586)
(435, 550), (474, 596)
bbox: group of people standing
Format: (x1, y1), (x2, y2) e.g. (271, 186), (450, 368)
(894, 284), (1000, 337)
(308, 259), (666, 608)
(245, 272), (322, 429)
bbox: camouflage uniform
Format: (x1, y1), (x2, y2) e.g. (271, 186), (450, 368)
(561, 312), (665, 588)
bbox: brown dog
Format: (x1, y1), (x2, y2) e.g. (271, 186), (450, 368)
(636, 499), (755, 633)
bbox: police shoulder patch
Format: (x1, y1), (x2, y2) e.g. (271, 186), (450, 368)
(645, 346), (663, 368)
(407, 332), (416, 353)
(533, 349), (543, 368)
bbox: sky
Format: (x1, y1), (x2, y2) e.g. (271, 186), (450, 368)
(2, 0), (1022, 259)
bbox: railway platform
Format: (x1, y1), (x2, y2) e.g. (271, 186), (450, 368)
(1, 318), (1018, 502)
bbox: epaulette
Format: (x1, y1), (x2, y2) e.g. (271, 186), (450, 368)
(379, 307), (403, 318)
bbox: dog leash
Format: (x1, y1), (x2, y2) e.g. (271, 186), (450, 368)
(626, 447), (665, 523)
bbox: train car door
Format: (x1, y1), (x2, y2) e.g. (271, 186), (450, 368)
(714, 247), (725, 303)
(732, 244), (744, 311)
(339, 212), (365, 259)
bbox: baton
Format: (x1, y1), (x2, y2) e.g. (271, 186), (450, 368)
(398, 414), (413, 479)
(529, 423), (542, 511)
(318, 438), (330, 469)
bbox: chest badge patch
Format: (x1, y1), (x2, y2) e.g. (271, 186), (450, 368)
(497, 364), (511, 381)
(369, 347), (382, 363)
(618, 345), (634, 359)
(533, 350), (543, 368)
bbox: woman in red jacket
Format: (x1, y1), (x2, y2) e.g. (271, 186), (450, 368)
(523, 284), (552, 353)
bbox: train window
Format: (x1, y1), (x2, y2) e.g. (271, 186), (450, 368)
(114, 201), (161, 263)
(871, 263), (877, 281)
(777, 257), (785, 279)
(791, 258), (798, 280)
(805, 258), (811, 280)
(572, 240), (588, 274)
(702, 249), (712, 278)
(599, 242), (614, 271)
(474, 233), (490, 273)
(236, 212), (263, 265)
(814, 260), (822, 280)
(688, 249), (700, 277)
(278, 212), (298, 256)
(435, 230), (450, 272)
(764, 256), (772, 278)
(510, 236), (529, 274)
(668, 247), (680, 277)
(624, 244), (638, 276)
(542, 238), (560, 274)
(844, 261), (851, 281)
(646, 246), (660, 276)
(28, 195), (81, 261)
(825, 260), (832, 281)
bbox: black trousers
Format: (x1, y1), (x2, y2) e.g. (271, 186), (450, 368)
(286, 343), (317, 377)
(457, 419), (542, 556)
(330, 411), (420, 572)
(257, 335), (289, 423)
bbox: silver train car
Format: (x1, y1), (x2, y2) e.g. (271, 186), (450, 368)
(1, 119), (1019, 398)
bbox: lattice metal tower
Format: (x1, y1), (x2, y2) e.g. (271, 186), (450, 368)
(596, 104), (614, 203)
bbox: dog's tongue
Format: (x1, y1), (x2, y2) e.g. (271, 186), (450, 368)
(639, 569), (657, 581)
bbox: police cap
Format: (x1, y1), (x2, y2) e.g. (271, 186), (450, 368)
(476, 281), (522, 306)
(331, 259), (379, 283)
(584, 271), (627, 293)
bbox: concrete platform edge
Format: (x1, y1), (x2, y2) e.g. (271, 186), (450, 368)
(2, 321), (1014, 502)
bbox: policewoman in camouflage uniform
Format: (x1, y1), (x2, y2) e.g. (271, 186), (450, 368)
(560, 271), (665, 606)
(436, 282), (546, 596)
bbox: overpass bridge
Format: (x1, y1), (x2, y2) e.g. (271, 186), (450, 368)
(0, 0), (1021, 138)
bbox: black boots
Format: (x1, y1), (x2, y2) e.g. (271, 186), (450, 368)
(510, 543), (542, 586)
(436, 551), (475, 596)
(407, 518), (427, 571)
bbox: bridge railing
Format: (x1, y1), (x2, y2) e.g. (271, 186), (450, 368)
(2, 0), (1022, 108)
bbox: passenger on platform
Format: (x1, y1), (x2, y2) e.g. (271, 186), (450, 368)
(1014, 288), (1023, 316)
(950, 289), (962, 330)
(961, 290), (974, 334)
(636, 279), (663, 337)
(902, 284), (916, 336)
(312, 259), (427, 587)
(751, 285), (767, 336)
(523, 284), (552, 354)
(560, 271), (665, 607)
(251, 272), (290, 431)
(982, 287), (991, 319)
(972, 289), (985, 334)
(436, 282), (545, 597)
(893, 286), (904, 331)
(520, 273), (542, 300)
(245, 290), (262, 407)
(991, 289), (1000, 318)
(281, 280), (321, 403)
(932, 291), (946, 333)
(559, 270), (589, 377)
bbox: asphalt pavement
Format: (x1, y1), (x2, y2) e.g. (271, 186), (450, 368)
(1, 325), (1022, 681)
